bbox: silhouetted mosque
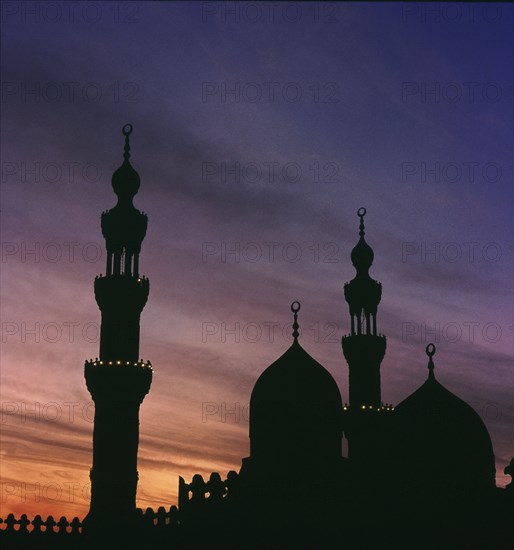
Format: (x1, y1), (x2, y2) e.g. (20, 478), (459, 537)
(1, 126), (512, 550)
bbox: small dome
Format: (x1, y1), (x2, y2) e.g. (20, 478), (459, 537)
(392, 345), (495, 492)
(111, 160), (140, 201)
(350, 237), (374, 271)
(250, 339), (343, 465)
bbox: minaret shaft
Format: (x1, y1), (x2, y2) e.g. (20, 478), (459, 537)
(342, 208), (387, 464)
(343, 334), (385, 407)
(88, 402), (141, 516)
(84, 125), (152, 530)
(95, 275), (149, 362)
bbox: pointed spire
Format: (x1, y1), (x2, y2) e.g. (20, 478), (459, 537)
(291, 301), (301, 342)
(358, 207), (366, 238)
(426, 343), (436, 380)
(122, 123), (132, 163)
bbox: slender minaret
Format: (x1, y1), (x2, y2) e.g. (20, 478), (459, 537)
(342, 208), (387, 462)
(84, 124), (152, 529)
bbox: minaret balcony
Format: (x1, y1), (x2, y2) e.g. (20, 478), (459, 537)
(84, 358), (152, 402)
(94, 274), (149, 312)
(342, 333), (386, 370)
(342, 403), (395, 413)
(85, 358), (153, 370)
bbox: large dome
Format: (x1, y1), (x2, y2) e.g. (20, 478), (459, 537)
(250, 338), (343, 466)
(392, 345), (495, 492)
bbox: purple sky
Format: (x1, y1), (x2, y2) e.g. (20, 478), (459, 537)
(1, 1), (513, 519)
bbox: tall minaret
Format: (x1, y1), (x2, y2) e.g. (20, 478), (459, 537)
(342, 208), (387, 462)
(84, 124), (152, 529)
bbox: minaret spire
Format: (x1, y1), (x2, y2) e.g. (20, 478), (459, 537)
(426, 343), (436, 380)
(123, 123), (132, 162)
(291, 301), (301, 342)
(84, 125), (153, 533)
(358, 206), (366, 238)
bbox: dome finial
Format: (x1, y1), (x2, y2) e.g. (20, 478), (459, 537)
(426, 343), (436, 379)
(122, 124), (133, 163)
(291, 301), (301, 342)
(357, 207), (366, 237)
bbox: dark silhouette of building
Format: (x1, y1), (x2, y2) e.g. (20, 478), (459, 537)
(235, 301), (347, 545)
(392, 343), (496, 495)
(176, 207), (513, 550)
(341, 207), (389, 473)
(1, 126), (512, 550)
(242, 301), (344, 481)
(83, 124), (153, 533)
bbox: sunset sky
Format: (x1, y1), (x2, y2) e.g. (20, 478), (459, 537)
(1, 1), (513, 520)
